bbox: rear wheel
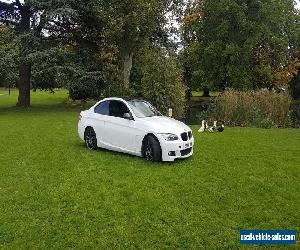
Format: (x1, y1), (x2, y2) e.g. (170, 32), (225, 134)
(84, 127), (97, 150)
(142, 135), (162, 162)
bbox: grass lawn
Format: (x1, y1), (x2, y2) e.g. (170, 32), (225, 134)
(192, 91), (219, 97)
(0, 89), (299, 248)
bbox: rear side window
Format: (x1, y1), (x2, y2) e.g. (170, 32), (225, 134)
(94, 101), (109, 115)
(109, 100), (129, 118)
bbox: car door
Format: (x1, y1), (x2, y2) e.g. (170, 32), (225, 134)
(105, 100), (137, 152)
(92, 100), (111, 147)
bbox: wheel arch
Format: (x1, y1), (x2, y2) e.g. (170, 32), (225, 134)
(141, 133), (162, 156)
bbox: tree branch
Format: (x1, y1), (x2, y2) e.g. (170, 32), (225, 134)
(0, 1), (20, 27)
(15, 0), (22, 10)
(0, 1), (13, 10)
(35, 11), (47, 34)
(0, 18), (18, 26)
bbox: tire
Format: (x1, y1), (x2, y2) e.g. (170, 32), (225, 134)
(84, 127), (97, 150)
(142, 135), (162, 162)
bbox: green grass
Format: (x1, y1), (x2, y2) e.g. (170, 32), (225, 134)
(0, 89), (300, 248)
(192, 91), (219, 97)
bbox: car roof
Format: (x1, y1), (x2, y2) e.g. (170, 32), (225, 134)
(102, 97), (146, 102)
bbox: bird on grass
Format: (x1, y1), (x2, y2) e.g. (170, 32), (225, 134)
(207, 121), (225, 133)
(217, 121), (225, 132)
(198, 120), (206, 133)
(208, 121), (217, 133)
(199, 120), (225, 133)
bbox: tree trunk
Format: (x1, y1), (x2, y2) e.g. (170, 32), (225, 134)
(16, 5), (31, 107)
(202, 86), (210, 97)
(17, 59), (31, 107)
(183, 66), (193, 101)
(186, 87), (192, 101)
(123, 52), (133, 89)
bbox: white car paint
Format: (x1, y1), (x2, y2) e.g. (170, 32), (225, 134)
(78, 97), (194, 162)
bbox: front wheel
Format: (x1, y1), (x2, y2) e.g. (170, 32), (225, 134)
(84, 127), (97, 150)
(142, 135), (162, 162)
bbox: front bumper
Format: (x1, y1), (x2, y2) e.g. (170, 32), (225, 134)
(157, 134), (194, 162)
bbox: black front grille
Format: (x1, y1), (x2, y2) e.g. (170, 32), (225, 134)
(188, 131), (192, 139)
(181, 147), (192, 156)
(181, 132), (188, 141)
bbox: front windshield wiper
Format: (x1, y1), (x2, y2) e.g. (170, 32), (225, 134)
(145, 114), (161, 117)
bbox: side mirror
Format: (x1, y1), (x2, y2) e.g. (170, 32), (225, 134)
(123, 112), (133, 120)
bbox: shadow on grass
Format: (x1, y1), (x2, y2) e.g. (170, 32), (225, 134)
(0, 102), (90, 115)
(75, 141), (192, 167)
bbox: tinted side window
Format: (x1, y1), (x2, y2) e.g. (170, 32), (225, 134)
(94, 101), (109, 115)
(109, 101), (129, 118)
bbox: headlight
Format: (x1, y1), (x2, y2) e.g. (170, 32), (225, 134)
(160, 133), (179, 141)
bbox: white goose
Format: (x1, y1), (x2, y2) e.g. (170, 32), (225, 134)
(198, 120), (206, 133)
(208, 121), (217, 133)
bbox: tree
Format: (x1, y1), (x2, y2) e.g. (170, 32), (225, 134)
(289, 67), (300, 99)
(180, 1), (205, 97)
(0, 0), (34, 106)
(135, 45), (186, 118)
(0, 0), (108, 106)
(180, 0), (300, 92)
(0, 25), (18, 90)
(104, 0), (181, 89)
(0, 0), (73, 106)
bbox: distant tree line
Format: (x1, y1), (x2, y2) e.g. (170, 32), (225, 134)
(180, 0), (300, 98)
(0, 0), (300, 111)
(0, 0), (185, 115)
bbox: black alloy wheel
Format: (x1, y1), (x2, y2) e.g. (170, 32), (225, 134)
(84, 127), (97, 150)
(143, 135), (162, 162)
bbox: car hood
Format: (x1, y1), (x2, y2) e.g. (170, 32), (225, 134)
(140, 116), (191, 134)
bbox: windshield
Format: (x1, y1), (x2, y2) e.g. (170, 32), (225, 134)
(127, 100), (162, 118)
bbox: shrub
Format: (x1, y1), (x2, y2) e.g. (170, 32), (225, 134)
(291, 101), (300, 128)
(139, 47), (187, 118)
(69, 72), (105, 101)
(214, 90), (292, 128)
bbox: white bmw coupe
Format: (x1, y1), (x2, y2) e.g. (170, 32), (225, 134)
(78, 97), (194, 162)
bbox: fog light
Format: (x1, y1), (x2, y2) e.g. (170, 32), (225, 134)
(168, 151), (176, 156)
